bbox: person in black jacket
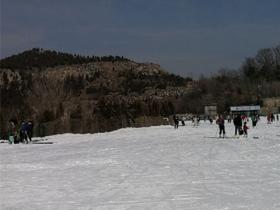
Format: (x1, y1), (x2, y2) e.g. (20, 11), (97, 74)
(173, 115), (179, 129)
(26, 121), (34, 142)
(233, 114), (242, 136)
(216, 115), (225, 138)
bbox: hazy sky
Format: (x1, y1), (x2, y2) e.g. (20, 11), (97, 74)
(1, 0), (280, 77)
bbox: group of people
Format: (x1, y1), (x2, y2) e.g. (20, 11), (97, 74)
(173, 115), (185, 129)
(267, 113), (279, 123)
(216, 114), (255, 138)
(173, 112), (278, 138)
(8, 119), (34, 144)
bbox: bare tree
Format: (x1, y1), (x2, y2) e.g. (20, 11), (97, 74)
(255, 48), (275, 67)
(273, 45), (280, 66)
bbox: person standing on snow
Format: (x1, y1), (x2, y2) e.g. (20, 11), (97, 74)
(8, 120), (17, 144)
(243, 122), (249, 137)
(19, 121), (29, 143)
(267, 114), (272, 124)
(233, 114), (242, 136)
(251, 114), (258, 127)
(173, 115), (179, 129)
(26, 121), (34, 142)
(181, 118), (185, 126)
(227, 115), (231, 123)
(209, 117), (213, 124)
(193, 115), (199, 127)
(271, 114), (275, 122)
(216, 115), (226, 138)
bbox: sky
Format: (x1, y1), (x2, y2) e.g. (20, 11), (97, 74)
(1, 0), (280, 77)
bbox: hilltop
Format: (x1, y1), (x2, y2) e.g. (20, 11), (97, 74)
(0, 48), (130, 70)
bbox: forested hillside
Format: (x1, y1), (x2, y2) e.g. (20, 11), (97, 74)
(0, 45), (279, 138)
(0, 49), (192, 137)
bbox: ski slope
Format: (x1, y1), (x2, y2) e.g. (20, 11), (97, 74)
(1, 118), (280, 209)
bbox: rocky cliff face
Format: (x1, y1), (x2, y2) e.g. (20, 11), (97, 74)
(261, 97), (280, 114)
(0, 52), (192, 137)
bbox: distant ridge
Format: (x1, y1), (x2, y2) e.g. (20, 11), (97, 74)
(0, 48), (130, 70)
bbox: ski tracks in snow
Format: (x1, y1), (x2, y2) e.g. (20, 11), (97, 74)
(1, 119), (280, 209)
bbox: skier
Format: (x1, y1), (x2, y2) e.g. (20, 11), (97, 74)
(8, 120), (17, 144)
(19, 121), (29, 143)
(193, 115), (199, 127)
(267, 114), (271, 124)
(227, 115), (231, 123)
(26, 121), (34, 142)
(216, 115), (225, 138)
(209, 117), (213, 124)
(271, 114), (275, 122)
(277, 114), (279, 121)
(173, 115), (179, 129)
(243, 122), (249, 137)
(251, 114), (258, 127)
(181, 118), (185, 126)
(233, 114), (242, 136)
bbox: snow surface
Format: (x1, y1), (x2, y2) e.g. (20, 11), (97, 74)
(1, 118), (280, 210)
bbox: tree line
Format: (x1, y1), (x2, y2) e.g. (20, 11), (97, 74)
(242, 45), (280, 81)
(181, 45), (280, 114)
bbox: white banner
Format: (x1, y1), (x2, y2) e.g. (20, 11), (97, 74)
(230, 105), (260, 111)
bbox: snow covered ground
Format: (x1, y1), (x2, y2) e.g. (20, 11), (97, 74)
(1, 118), (280, 210)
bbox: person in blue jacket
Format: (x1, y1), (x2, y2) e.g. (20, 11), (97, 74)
(19, 120), (29, 143)
(26, 121), (34, 142)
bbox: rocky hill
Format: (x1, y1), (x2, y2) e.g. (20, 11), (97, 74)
(0, 49), (192, 137)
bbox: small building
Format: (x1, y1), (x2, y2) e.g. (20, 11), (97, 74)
(204, 105), (217, 118)
(230, 105), (260, 116)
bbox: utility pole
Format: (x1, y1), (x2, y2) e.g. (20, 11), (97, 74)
(257, 84), (262, 105)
